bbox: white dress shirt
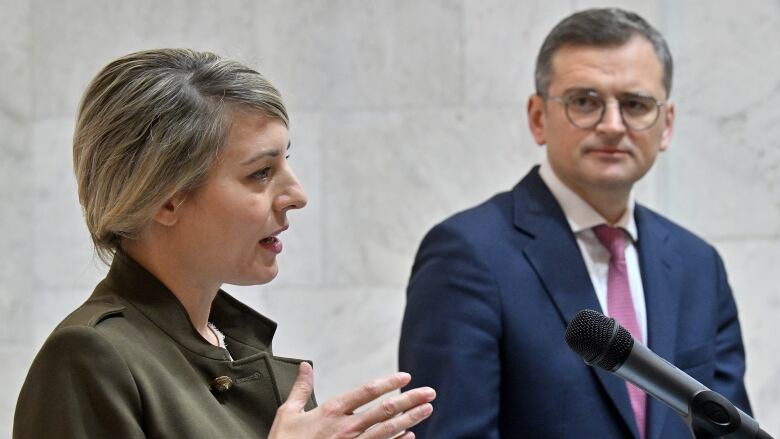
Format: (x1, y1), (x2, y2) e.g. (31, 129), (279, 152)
(539, 161), (647, 342)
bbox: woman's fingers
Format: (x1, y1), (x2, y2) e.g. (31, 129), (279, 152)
(323, 372), (412, 415)
(359, 402), (433, 439)
(351, 387), (436, 432)
(273, 370), (433, 439)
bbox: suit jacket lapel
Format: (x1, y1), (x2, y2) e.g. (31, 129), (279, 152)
(513, 168), (640, 438)
(635, 206), (681, 439)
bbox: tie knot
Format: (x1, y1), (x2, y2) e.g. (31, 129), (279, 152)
(593, 225), (627, 259)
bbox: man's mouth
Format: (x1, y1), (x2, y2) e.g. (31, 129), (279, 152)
(586, 147), (632, 159)
(585, 143), (631, 154)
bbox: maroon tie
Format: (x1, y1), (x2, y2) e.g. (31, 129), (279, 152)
(593, 225), (647, 439)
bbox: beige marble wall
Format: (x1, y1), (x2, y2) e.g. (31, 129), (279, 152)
(664, 2), (780, 429)
(2, 0), (778, 435)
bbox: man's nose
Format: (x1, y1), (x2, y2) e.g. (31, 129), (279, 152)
(596, 100), (627, 134)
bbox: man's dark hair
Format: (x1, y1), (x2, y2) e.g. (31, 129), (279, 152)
(535, 8), (673, 97)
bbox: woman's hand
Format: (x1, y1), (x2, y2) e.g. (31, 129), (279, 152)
(268, 362), (435, 439)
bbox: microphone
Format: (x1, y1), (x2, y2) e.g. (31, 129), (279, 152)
(564, 309), (772, 439)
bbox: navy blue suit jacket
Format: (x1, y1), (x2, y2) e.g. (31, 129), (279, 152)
(399, 167), (751, 438)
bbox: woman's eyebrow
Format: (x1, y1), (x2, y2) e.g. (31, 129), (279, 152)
(241, 141), (291, 166)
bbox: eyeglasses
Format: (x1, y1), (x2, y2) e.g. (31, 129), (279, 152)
(546, 91), (665, 131)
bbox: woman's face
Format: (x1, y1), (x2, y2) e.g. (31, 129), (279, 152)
(173, 111), (307, 286)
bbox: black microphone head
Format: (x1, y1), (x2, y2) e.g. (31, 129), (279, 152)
(565, 309), (634, 371)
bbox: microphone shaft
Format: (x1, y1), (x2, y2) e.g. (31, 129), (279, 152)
(615, 342), (706, 416)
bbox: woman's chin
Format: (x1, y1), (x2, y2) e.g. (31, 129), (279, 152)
(235, 263), (279, 286)
(219, 251), (281, 286)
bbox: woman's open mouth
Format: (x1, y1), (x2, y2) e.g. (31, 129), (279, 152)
(259, 236), (283, 254)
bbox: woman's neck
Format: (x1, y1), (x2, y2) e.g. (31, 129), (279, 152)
(121, 239), (221, 346)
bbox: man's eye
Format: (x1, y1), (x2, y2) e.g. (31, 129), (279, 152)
(622, 98), (654, 115)
(568, 95), (601, 113)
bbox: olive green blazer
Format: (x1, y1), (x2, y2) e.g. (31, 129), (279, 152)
(14, 251), (315, 438)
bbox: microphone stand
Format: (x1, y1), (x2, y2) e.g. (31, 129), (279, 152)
(687, 390), (773, 439)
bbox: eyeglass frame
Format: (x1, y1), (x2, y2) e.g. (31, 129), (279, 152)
(544, 90), (666, 132)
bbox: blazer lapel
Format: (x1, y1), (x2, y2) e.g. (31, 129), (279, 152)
(514, 168), (640, 438)
(635, 206), (681, 439)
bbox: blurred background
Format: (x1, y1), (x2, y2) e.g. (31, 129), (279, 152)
(2, 0), (779, 435)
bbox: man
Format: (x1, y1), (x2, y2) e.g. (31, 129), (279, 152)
(399, 8), (751, 439)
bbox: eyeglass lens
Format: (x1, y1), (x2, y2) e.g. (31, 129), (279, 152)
(563, 92), (661, 131)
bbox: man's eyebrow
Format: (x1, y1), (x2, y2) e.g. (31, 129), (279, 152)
(561, 87), (598, 95)
(560, 88), (657, 100)
(241, 140), (290, 166)
(616, 91), (657, 99)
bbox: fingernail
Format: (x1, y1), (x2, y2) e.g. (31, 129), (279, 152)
(423, 387), (436, 399)
(396, 372), (411, 382)
(416, 403), (433, 418)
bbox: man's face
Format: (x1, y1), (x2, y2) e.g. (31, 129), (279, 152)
(528, 36), (674, 197)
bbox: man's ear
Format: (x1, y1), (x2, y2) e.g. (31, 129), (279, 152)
(659, 100), (675, 152)
(527, 94), (547, 146)
(152, 193), (186, 226)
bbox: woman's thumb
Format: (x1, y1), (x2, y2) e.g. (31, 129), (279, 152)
(284, 362), (314, 410)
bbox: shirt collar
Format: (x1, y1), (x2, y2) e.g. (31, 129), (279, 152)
(538, 159), (638, 242)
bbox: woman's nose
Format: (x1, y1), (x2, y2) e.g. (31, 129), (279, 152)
(275, 169), (308, 212)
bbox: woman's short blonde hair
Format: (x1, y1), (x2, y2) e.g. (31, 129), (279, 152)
(73, 48), (288, 263)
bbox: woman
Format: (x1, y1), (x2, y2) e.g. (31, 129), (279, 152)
(13, 49), (434, 438)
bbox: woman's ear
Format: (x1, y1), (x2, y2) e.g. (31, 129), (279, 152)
(152, 193), (186, 226)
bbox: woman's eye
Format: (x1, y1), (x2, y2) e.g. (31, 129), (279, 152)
(251, 167), (272, 181)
